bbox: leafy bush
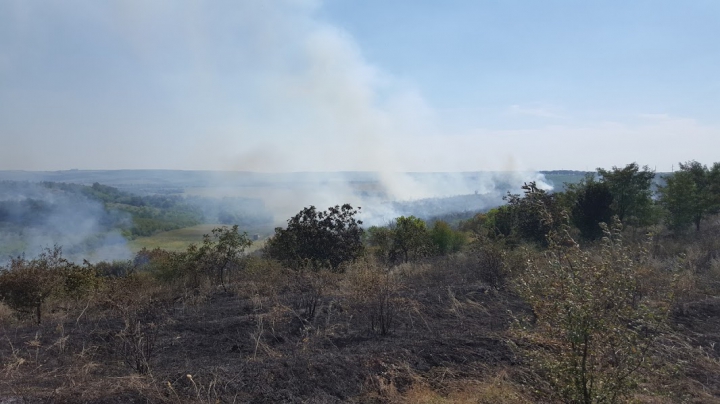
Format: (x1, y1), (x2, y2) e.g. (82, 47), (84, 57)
(63, 261), (101, 299)
(366, 225), (395, 264)
(265, 204), (364, 272)
(194, 225), (253, 290)
(429, 220), (467, 255)
(367, 216), (432, 265)
(0, 246), (71, 324)
(474, 242), (507, 289)
(514, 218), (669, 403)
(486, 182), (561, 246)
(564, 174), (614, 240)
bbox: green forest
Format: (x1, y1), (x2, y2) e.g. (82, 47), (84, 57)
(1, 161), (720, 403)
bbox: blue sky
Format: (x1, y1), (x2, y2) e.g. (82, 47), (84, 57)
(322, 1), (719, 121)
(1, 0), (718, 172)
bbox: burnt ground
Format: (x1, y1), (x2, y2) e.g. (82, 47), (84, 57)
(0, 261), (529, 403)
(1, 261), (720, 403)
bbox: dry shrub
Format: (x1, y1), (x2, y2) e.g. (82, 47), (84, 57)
(235, 256), (289, 300)
(248, 303), (289, 360)
(50, 374), (164, 403)
(241, 260), (347, 347)
(636, 258), (675, 306)
(0, 247), (70, 324)
(166, 371), (234, 403)
(396, 371), (530, 404)
(648, 222), (720, 303)
(475, 244), (506, 288)
(636, 330), (720, 403)
(673, 268), (700, 305)
(287, 269), (338, 321)
(118, 318), (158, 375)
(0, 301), (15, 324)
(424, 253), (477, 286)
(467, 236), (528, 289)
(360, 360), (422, 402)
(101, 273), (162, 313)
(445, 286), (495, 324)
(658, 249), (716, 304)
(345, 260), (402, 335)
(393, 260), (434, 282)
(1, 337), (27, 378)
(707, 258), (720, 291)
(684, 244), (720, 298)
(100, 274), (167, 375)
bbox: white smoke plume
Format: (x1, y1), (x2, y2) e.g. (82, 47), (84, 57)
(0, 182), (131, 264)
(0, 0), (554, 231)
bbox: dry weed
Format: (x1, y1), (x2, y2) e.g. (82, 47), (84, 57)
(397, 371), (530, 404)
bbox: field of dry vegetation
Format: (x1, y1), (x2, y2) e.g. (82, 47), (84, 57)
(1, 218), (720, 403)
(4, 162), (720, 403)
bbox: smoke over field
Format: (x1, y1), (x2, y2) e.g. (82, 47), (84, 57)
(217, 170), (554, 226)
(0, 181), (131, 263)
(0, 170), (562, 261)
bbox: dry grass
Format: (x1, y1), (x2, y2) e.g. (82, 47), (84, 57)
(396, 371), (531, 404)
(0, 301), (15, 324)
(1, 227), (720, 402)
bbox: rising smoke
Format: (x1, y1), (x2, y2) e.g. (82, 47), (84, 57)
(0, 0), (554, 252)
(2, 1), (549, 174)
(0, 182), (131, 264)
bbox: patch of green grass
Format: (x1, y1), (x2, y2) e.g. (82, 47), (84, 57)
(128, 224), (267, 253)
(128, 224), (216, 252)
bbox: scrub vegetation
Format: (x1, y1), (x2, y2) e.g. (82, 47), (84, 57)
(1, 162), (720, 403)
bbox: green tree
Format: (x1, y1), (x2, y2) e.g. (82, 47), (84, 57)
(659, 160), (720, 232)
(565, 174), (615, 240)
(429, 220), (466, 255)
(265, 204), (364, 272)
(487, 182), (560, 246)
(195, 225), (253, 290)
(366, 225), (395, 264)
(484, 205), (515, 242)
(458, 212), (489, 235)
(597, 163), (655, 226)
(709, 162), (720, 203)
(512, 182), (560, 245)
(391, 216), (431, 263)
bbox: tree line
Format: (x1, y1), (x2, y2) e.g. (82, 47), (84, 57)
(267, 160), (720, 273)
(472, 161), (720, 248)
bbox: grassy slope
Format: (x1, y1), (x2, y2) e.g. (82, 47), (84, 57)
(128, 224), (267, 253)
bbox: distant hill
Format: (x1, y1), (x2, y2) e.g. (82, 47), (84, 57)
(0, 180), (273, 261)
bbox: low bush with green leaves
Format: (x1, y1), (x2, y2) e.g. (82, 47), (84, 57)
(514, 218), (670, 403)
